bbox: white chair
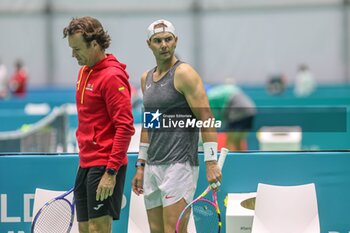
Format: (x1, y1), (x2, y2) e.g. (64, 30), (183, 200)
(24, 103), (51, 115)
(251, 183), (320, 233)
(32, 188), (79, 233)
(257, 126), (302, 151)
(128, 123), (142, 152)
(128, 191), (150, 233)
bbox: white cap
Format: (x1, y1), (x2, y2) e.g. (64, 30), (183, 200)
(147, 19), (176, 39)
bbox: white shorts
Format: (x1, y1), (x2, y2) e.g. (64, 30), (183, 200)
(143, 162), (199, 210)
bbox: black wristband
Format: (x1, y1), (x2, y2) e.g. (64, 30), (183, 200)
(106, 168), (117, 176)
(135, 161), (145, 168)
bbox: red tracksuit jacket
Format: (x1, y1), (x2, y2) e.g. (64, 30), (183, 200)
(75, 54), (134, 171)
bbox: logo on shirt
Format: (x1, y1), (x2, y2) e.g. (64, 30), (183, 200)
(144, 109), (162, 128)
(85, 83), (94, 91)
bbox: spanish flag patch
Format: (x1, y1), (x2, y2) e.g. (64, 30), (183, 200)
(118, 86), (125, 91)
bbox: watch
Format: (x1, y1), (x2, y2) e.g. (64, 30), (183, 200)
(135, 161), (145, 168)
(106, 168), (117, 176)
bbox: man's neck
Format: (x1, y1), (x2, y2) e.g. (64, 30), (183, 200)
(156, 56), (177, 73)
(89, 52), (107, 67)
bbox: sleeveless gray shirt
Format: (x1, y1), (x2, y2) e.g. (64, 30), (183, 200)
(143, 60), (199, 166)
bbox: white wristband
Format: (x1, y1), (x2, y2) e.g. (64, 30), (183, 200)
(138, 143), (149, 161)
(203, 142), (218, 162)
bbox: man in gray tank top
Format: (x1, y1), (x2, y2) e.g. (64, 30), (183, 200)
(132, 19), (223, 233)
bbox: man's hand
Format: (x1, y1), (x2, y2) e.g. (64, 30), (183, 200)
(205, 160), (222, 190)
(132, 167), (144, 195)
(96, 172), (116, 201)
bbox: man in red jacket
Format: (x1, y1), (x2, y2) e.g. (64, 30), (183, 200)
(9, 60), (27, 97)
(63, 16), (134, 233)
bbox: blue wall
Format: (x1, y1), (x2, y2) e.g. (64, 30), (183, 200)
(1, 152), (350, 233)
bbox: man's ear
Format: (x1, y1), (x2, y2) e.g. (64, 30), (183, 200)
(174, 37), (178, 48)
(147, 39), (151, 47)
(92, 40), (98, 47)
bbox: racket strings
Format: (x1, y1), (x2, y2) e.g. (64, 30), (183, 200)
(191, 201), (220, 233)
(33, 199), (73, 233)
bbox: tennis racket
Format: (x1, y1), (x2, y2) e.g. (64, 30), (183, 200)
(175, 147), (229, 233)
(31, 188), (75, 233)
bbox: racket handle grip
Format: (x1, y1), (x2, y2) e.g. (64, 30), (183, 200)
(217, 147), (229, 170)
